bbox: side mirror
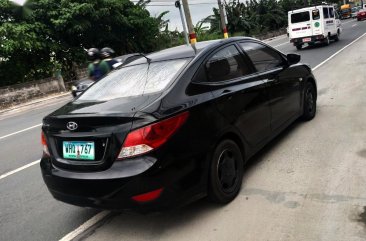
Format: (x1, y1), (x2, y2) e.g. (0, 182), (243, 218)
(287, 53), (301, 65)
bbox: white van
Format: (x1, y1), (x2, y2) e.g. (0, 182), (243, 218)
(288, 5), (342, 50)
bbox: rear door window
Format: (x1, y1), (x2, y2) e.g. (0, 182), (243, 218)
(291, 12), (310, 23)
(205, 45), (252, 82)
(329, 8), (334, 18)
(239, 42), (284, 72)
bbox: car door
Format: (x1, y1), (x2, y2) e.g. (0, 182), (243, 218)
(329, 7), (339, 34)
(239, 41), (301, 131)
(195, 44), (272, 147)
(323, 7), (336, 34)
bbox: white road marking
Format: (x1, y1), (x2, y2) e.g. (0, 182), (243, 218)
(352, 24), (358, 27)
(59, 211), (111, 241)
(0, 123), (42, 140)
(0, 159), (40, 180)
(313, 32), (366, 71)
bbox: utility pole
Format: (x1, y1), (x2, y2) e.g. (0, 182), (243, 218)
(181, 0), (197, 47)
(175, 1), (189, 46)
(218, 0), (228, 39)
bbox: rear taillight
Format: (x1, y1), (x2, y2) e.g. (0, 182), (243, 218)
(117, 112), (189, 159)
(41, 131), (50, 156)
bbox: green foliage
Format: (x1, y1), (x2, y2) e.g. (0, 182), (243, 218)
(205, 0), (289, 36)
(0, 0), (343, 87)
(0, 0), (161, 86)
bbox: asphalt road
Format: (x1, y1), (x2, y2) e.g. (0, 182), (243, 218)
(0, 18), (365, 241)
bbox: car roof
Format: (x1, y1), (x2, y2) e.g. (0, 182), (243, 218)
(289, 5), (333, 14)
(126, 37), (256, 65)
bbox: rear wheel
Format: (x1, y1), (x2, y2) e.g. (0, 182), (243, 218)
(324, 35), (330, 46)
(301, 82), (317, 121)
(208, 139), (244, 204)
(296, 44), (302, 50)
(334, 30), (340, 42)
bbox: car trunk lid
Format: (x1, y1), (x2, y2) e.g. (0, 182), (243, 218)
(43, 94), (161, 171)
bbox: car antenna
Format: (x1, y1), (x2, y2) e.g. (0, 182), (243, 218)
(138, 53), (151, 64)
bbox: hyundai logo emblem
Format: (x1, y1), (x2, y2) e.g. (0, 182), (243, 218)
(66, 122), (78, 131)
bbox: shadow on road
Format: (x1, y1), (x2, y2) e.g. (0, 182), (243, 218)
(78, 119), (311, 240)
(244, 119), (302, 174)
(298, 40), (340, 51)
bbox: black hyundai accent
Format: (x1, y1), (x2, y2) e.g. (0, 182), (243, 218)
(41, 37), (317, 211)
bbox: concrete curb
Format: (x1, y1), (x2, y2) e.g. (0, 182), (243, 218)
(0, 92), (71, 115)
(263, 34), (287, 42)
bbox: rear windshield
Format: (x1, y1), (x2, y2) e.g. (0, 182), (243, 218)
(291, 12), (310, 23)
(78, 59), (189, 101)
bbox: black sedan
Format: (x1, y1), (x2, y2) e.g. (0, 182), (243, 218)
(41, 37), (317, 211)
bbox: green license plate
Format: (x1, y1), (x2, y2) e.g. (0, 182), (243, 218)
(63, 141), (95, 160)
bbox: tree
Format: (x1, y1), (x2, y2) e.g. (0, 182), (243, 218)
(205, 0), (293, 36)
(0, 0), (161, 86)
(194, 20), (209, 37)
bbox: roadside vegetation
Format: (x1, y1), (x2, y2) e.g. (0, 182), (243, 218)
(0, 0), (340, 87)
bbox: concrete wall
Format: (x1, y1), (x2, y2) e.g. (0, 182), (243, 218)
(75, 67), (88, 80)
(0, 77), (66, 109)
(254, 28), (287, 40)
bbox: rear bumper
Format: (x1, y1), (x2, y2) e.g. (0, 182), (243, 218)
(40, 154), (206, 212)
(290, 35), (326, 45)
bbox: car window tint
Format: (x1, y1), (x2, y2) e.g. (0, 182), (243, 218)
(192, 65), (208, 83)
(239, 42), (283, 72)
(291, 12), (310, 23)
(323, 7), (329, 18)
(205, 45), (251, 82)
(312, 9), (320, 20)
(329, 7), (334, 18)
(79, 59), (188, 101)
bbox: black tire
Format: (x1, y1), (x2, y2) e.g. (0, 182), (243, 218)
(324, 36), (330, 46)
(296, 44), (302, 50)
(301, 82), (317, 121)
(334, 30), (340, 42)
(208, 139), (244, 204)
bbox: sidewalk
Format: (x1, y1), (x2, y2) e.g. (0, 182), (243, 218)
(0, 92), (71, 115)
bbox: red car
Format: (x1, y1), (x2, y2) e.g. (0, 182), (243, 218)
(357, 10), (366, 21)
